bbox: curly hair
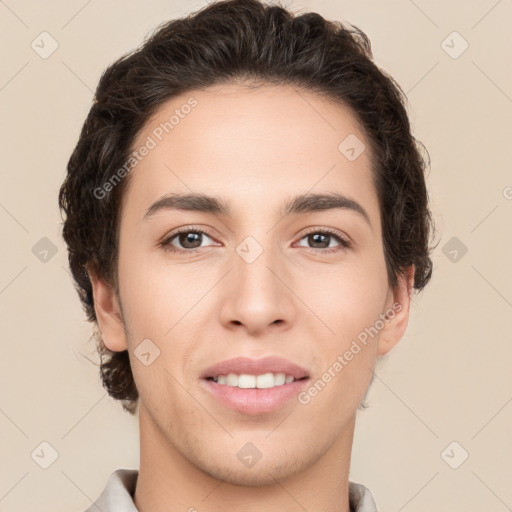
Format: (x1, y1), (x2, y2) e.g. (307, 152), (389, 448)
(58, 0), (436, 415)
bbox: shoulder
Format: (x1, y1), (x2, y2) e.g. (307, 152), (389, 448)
(348, 480), (379, 512)
(81, 468), (139, 512)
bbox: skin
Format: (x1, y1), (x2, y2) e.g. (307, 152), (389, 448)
(90, 83), (414, 512)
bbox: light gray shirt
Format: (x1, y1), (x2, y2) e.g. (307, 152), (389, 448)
(83, 468), (378, 512)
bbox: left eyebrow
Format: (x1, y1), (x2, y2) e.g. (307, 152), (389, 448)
(143, 191), (372, 231)
(282, 192), (372, 231)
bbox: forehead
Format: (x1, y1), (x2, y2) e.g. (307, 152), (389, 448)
(133, 82), (367, 157)
(123, 83), (379, 227)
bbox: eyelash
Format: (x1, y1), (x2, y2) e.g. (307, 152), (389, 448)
(159, 225), (352, 255)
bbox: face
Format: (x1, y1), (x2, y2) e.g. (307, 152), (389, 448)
(92, 82), (412, 486)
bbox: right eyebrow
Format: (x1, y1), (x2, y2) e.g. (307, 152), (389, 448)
(143, 192), (230, 220)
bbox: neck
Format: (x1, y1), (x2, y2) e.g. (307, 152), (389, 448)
(133, 403), (356, 512)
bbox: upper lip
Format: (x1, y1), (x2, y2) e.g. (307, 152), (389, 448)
(201, 356), (309, 380)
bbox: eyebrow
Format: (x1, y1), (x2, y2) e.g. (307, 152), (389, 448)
(143, 191), (372, 230)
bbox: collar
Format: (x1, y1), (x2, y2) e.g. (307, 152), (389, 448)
(84, 468), (378, 512)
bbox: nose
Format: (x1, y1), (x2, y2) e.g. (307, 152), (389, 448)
(219, 241), (296, 336)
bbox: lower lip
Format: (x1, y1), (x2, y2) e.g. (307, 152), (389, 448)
(200, 378), (310, 415)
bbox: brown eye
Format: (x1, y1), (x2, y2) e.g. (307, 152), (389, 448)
(306, 233), (331, 249)
(296, 229), (351, 254)
(175, 231), (203, 249)
(160, 228), (217, 254)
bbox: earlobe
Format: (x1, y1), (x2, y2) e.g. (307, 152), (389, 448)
(88, 268), (128, 352)
(377, 265), (415, 357)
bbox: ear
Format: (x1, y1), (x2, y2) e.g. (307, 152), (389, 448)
(88, 269), (128, 352)
(377, 265), (415, 357)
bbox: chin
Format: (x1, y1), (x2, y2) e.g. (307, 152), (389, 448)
(208, 463), (301, 487)
(198, 449), (308, 488)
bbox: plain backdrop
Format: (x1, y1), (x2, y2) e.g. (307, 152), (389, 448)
(0, 0), (511, 511)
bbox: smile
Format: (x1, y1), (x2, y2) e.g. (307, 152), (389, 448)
(201, 375), (310, 415)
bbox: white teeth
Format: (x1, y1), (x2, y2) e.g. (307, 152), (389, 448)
(226, 373), (239, 386)
(238, 374), (256, 388)
(258, 372), (285, 388)
(212, 372), (298, 389)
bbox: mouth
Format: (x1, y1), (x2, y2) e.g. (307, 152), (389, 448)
(200, 374), (310, 415)
(199, 356), (310, 415)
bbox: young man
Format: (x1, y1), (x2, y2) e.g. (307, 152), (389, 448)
(58, 1), (434, 511)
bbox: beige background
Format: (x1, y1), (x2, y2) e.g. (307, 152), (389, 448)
(1, 0), (511, 510)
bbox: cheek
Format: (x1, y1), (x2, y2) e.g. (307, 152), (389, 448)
(117, 249), (204, 389)
(306, 257), (387, 402)
(313, 255), (389, 340)
(117, 245), (198, 337)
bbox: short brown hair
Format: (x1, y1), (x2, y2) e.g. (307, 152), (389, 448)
(58, 0), (436, 414)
